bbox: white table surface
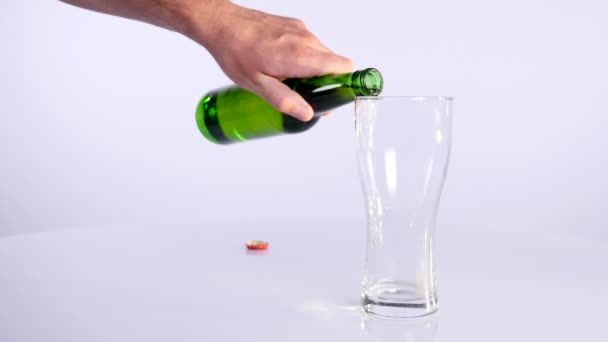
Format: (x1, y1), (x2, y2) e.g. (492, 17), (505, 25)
(1, 221), (606, 341)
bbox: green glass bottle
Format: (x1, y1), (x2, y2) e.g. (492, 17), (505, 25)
(196, 68), (383, 144)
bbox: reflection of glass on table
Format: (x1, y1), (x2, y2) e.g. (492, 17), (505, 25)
(356, 96), (453, 318)
(361, 311), (439, 342)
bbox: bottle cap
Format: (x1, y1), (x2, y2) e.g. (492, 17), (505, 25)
(246, 240), (269, 250)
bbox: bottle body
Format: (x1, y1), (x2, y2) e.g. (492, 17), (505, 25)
(196, 68), (383, 144)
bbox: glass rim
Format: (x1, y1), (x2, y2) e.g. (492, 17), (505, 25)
(356, 95), (454, 101)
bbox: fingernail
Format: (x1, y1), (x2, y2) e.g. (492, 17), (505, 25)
(293, 106), (312, 121)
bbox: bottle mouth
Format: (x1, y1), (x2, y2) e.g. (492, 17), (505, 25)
(360, 68), (383, 96)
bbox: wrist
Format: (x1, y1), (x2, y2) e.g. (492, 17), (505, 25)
(171, 0), (233, 47)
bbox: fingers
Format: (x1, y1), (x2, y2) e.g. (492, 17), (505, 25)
(249, 46), (350, 120)
(270, 48), (353, 78)
(252, 74), (314, 121)
(303, 32), (334, 54)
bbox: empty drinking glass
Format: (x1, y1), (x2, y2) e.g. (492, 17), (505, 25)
(356, 96), (453, 318)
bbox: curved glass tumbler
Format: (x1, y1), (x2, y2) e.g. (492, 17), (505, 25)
(355, 96), (453, 318)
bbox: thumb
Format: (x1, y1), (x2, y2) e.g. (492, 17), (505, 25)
(253, 74), (314, 121)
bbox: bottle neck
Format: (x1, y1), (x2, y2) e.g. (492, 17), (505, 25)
(285, 68), (383, 114)
(289, 68), (383, 96)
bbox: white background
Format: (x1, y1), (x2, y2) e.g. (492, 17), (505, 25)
(1, 0), (607, 240)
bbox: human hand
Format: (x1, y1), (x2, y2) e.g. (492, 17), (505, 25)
(182, 1), (353, 121)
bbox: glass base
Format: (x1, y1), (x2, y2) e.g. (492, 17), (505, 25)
(362, 281), (438, 318)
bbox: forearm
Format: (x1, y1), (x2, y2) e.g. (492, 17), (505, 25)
(59, 0), (227, 40)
